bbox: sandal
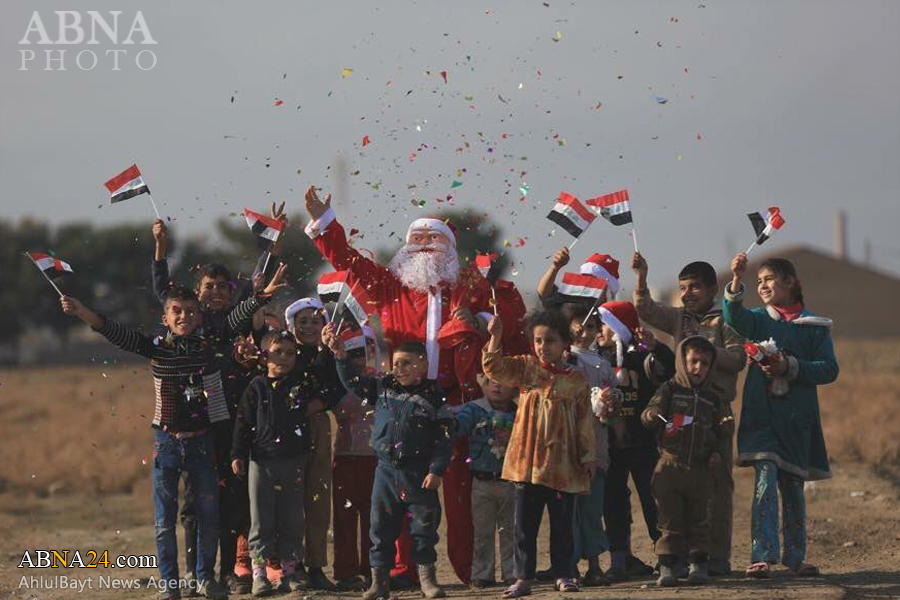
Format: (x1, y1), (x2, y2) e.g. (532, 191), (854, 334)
(745, 562), (770, 578)
(790, 563), (820, 577)
(556, 578), (579, 592)
(503, 580), (532, 598)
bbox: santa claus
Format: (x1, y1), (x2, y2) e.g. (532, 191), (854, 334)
(304, 186), (492, 584)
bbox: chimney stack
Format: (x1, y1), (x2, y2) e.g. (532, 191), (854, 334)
(833, 210), (847, 260)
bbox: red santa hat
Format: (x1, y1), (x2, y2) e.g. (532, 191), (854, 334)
(284, 297), (327, 332)
(406, 217), (457, 247)
(598, 300), (640, 384)
(580, 253), (620, 298)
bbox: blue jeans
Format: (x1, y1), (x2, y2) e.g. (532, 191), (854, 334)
(573, 471), (608, 570)
(369, 462), (441, 568)
(152, 429), (220, 585)
(751, 460), (806, 569)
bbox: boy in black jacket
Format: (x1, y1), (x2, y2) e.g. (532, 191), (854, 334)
(231, 330), (324, 596)
(595, 300), (675, 581)
(641, 336), (733, 586)
(323, 326), (452, 600)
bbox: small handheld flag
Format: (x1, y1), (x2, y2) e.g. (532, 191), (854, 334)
(243, 208), (285, 248)
(26, 252), (73, 297)
(587, 189), (638, 251)
(556, 272), (607, 304)
(746, 207), (785, 255)
(546, 192), (596, 249)
(104, 164), (160, 218)
(475, 253), (502, 315)
(318, 271), (375, 329)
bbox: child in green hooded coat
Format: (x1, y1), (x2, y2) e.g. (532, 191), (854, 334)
(724, 253), (838, 579)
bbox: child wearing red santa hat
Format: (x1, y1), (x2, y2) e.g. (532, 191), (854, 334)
(594, 300), (676, 581)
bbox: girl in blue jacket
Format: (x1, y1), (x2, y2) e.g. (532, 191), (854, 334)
(724, 253), (838, 579)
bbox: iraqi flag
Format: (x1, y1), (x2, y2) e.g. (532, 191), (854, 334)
(556, 272), (607, 303)
(243, 208), (284, 248)
(665, 413), (694, 438)
(27, 252), (73, 279)
(547, 192), (596, 238)
(475, 253), (502, 284)
(587, 189), (632, 226)
(317, 271), (376, 327)
(104, 165), (150, 204)
(748, 207), (785, 245)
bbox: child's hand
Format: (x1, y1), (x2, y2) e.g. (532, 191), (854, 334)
(233, 335), (261, 369)
(551, 247), (570, 269)
(422, 473), (442, 490)
(259, 263), (288, 298)
(487, 316), (503, 339)
(152, 219), (168, 244)
(635, 326), (657, 351)
(708, 452), (722, 468)
(231, 459), (245, 478)
(760, 351), (788, 378)
(270, 201), (288, 255)
(731, 252), (748, 280)
(451, 306), (478, 330)
(60, 295), (85, 318)
(304, 185), (332, 221)
(632, 251), (648, 278)
(321, 323), (347, 359)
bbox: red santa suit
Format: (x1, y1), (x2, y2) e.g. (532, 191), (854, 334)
(306, 209), (491, 583)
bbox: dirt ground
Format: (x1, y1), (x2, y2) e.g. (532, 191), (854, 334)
(0, 458), (898, 600)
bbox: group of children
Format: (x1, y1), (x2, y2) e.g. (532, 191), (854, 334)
(59, 212), (838, 599)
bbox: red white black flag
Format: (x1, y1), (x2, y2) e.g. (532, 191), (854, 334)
(243, 208), (285, 247)
(27, 252), (73, 279)
(104, 165), (150, 203)
(587, 189), (632, 226)
(317, 271), (376, 327)
(547, 192), (597, 238)
(748, 207), (785, 245)
(556, 272), (607, 303)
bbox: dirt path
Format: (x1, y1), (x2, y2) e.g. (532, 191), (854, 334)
(1, 459), (898, 600)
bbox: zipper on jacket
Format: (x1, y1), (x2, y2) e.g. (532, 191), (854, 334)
(687, 390), (699, 468)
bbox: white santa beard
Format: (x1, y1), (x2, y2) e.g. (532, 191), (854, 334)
(388, 245), (460, 292)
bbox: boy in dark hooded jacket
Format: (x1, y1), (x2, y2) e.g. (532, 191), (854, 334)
(641, 336), (733, 587)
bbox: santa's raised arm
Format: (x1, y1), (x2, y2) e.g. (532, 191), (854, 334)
(303, 186), (492, 393)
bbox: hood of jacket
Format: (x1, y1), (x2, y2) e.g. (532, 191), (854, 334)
(674, 335), (718, 390)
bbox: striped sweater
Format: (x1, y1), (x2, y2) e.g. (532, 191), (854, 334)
(95, 296), (263, 431)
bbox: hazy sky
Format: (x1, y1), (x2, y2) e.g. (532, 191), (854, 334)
(2, 0), (899, 296)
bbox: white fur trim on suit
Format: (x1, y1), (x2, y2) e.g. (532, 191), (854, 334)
(426, 290), (442, 379)
(304, 206), (336, 239)
(407, 218), (456, 247)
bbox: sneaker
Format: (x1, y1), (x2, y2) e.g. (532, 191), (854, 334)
(708, 559), (732, 576)
(223, 573), (251, 595)
(251, 576), (274, 597)
(687, 562), (709, 585)
(182, 572), (198, 598)
(158, 589), (182, 600)
(470, 579), (495, 588)
(196, 579), (229, 599)
(278, 573), (307, 593)
(656, 564), (677, 587)
(605, 566), (629, 582)
(307, 567), (337, 591)
(336, 575), (366, 591)
(625, 554), (655, 577)
(580, 568), (610, 587)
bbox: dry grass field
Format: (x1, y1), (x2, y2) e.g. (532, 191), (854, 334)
(0, 337), (898, 599)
